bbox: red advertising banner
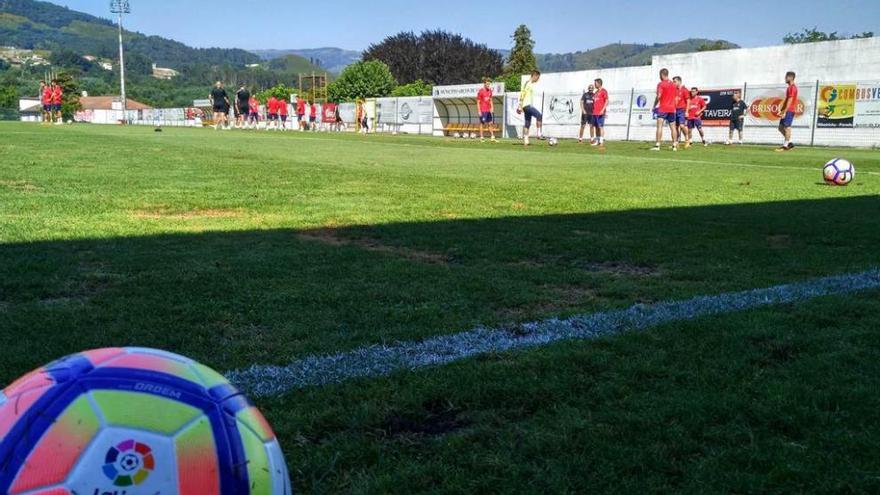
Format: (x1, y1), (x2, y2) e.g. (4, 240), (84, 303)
(321, 103), (336, 123)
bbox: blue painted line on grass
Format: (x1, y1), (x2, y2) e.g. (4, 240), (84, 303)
(226, 270), (880, 397)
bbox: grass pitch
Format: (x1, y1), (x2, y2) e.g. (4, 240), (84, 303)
(1, 122), (879, 493)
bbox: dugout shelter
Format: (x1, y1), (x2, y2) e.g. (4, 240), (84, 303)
(432, 82), (506, 138)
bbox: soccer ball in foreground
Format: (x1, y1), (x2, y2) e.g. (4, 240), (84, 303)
(547, 137), (559, 146)
(0, 347), (291, 495)
(823, 158), (855, 185)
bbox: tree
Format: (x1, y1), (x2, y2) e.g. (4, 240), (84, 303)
(255, 84), (295, 103)
(504, 25), (537, 79)
(49, 49), (94, 73)
(783, 28), (874, 44)
(363, 30), (503, 86)
(391, 79), (432, 97)
(697, 41), (728, 52)
(327, 60), (396, 102)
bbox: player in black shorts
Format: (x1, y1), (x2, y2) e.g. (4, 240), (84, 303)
(209, 81), (230, 130)
(726, 90), (747, 145)
(235, 84), (250, 129)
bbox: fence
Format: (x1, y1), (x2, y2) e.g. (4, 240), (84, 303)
(504, 80), (880, 147)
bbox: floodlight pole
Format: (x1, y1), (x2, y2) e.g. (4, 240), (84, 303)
(110, 0), (130, 122)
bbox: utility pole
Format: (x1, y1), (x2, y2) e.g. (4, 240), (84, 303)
(110, 0), (130, 123)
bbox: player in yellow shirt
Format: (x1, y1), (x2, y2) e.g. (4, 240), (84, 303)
(517, 70), (544, 146)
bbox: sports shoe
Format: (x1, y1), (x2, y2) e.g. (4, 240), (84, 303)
(490, 138), (497, 143)
(703, 142), (709, 147)
(650, 145), (661, 151)
(590, 141), (599, 146)
(725, 140), (732, 145)
(684, 142), (691, 149)
(786, 143), (795, 150)
(774, 146), (787, 152)
(578, 139), (583, 144)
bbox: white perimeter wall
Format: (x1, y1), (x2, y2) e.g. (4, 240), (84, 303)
(521, 37), (880, 145)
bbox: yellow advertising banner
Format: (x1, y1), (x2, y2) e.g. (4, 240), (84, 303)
(817, 84), (856, 128)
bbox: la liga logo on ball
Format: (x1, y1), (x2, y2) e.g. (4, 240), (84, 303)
(102, 439), (155, 487)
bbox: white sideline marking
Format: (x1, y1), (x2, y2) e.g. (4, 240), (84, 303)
(227, 270), (880, 397)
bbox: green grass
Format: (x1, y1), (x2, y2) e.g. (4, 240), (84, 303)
(1, 122), (879, 492)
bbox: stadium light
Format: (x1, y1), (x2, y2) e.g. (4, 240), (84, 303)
(110, 0), (131, 122)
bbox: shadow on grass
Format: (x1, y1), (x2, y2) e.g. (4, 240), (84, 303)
(1, 195), (878, 381)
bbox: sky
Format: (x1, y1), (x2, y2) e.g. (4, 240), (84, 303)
(47, 0), (880, 53)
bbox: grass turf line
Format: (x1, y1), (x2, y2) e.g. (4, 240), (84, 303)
(228, 269), (880, 397)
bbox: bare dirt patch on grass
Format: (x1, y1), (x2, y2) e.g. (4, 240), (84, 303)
(379, 400), (470, 439)
(577, 261), (660, 277)
(131, 207), (244, 220)
(297, 228), (451, 265)
(0, 180), (40, 192)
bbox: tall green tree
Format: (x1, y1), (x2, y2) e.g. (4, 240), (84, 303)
(783, 28), (874, 44)
(390, 79), (432, 97)
(327, 60), (396, 102)
(505, 25), (537, 76)
(502, 25), (538, 92)
(363, 30), (503, 85)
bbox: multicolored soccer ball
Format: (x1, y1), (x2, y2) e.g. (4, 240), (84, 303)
(547, 137), (559, 146)
(0, 348), (291, 495)
(823, 158), (855, 186)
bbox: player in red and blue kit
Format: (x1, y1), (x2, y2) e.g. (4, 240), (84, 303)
(266, 96), (278, 131)
(685, 87), (708, 147)
(652, 68), (678, 151)
(591, 78), (608, 148)
(477, 78), (496, 142)
(673, 76), (689, 144)
(776, 71), (798, 151)
(40, 82), (53, 124)
(278, 98), (289, 131)
(248, 95), (260, 129)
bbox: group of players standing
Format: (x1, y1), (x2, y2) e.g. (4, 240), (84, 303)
(208, 81), (349, 132)
(508, 68), (799, 151)
(38, 81), (64, 125)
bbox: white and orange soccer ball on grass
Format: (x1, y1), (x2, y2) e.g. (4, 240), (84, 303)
(0, 347), (291, 495)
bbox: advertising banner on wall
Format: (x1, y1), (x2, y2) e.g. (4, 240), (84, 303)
(433, 82), (505, 99)
(544, 94), (580, 125)
(698, 88), (740, 126)
(816, 84), (856, 128)
(506, 95), (524, 126)
(854, 83), (880, 128)
(745, 84), (813, 128)
(604, 91), (631, 126)
(632, 90), (656, 126)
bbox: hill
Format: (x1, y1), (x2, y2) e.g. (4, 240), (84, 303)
(0, 0), (260, 68)
(252, 48), (360, 74)
(258, 39), (738, 75)
(267, 54), (327, 75)
(499, 38), (739, 72)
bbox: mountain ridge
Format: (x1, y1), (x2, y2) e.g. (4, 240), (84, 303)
(255, 38), (739, 75)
